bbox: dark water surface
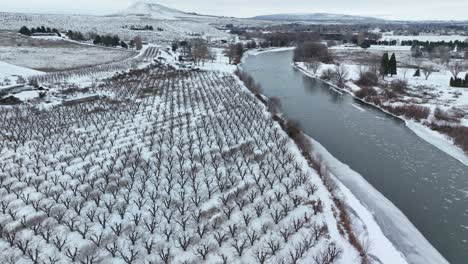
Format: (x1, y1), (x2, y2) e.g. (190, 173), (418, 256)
(242, 50), (468, 264)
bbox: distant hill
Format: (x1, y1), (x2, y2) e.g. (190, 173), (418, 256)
(113, 1), (203, 20)
(252, 13), (385, 23)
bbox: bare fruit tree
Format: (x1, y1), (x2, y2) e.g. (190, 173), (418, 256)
(307, 60), (321, 75)
(422, 63), (435, 80)
(449, 61), (465, 79)
(334, 64), (349, 88)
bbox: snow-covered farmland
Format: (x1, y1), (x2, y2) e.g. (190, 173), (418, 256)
(0, 32), (136, 72)
(28, 46), (160, 86)
(0, 61), (43, 80)
(0, 12), (232, 46)
(0, 65), (362, 263)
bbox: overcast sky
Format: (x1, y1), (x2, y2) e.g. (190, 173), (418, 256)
(2, 0), (468, 21)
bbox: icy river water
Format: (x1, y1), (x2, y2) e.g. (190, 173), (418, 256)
(241, 50), (468, 264)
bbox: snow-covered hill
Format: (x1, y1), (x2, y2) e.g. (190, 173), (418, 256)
(113, 1), (201, 20)
(253, 13), (384, 23)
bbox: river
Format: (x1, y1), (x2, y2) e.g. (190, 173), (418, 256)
(241, 50), (468, 264)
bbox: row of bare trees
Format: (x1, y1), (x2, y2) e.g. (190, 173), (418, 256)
(0, 65), (345, 263)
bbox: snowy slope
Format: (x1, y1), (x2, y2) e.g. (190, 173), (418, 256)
(253, 13), (384, 23)
(0, 61), (43, 78)
(114, 1), (201, 20)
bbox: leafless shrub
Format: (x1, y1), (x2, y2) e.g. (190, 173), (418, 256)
(428, 124), (468, 153)
(231, 238), (248, 256)
(383, 104), (430, 121)
(320, 68), (336, 82)
(388, 79), (408, 93)
(253, 249), (270, 264)
(306, 61), (321, 75)
(119, 248), (139, 264)
(313, 243), (342, 264)
(266, 238), (282, 256)
(196, 243), (211, 260)
(354, 87), (377, 99)
(356, 71), (379, 87)
(434, 107), (461, 123)
(422, 64), (435, 80)
(333, 64), (349, 88)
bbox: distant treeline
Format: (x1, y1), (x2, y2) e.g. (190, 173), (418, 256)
(125, 25), (155, 31)
(66, 30), (86, 41)
(19, 26), (60, 36)
(369, 39), (468, 50)
(93, 34), (128, 48)
(401, 40), (468, 51)
(240, 31), (321, 48)
(359, 40), (398, 46)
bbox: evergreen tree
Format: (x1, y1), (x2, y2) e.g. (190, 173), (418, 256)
(101, 35), (111, 46)
(93, 35), (102, 45)
(171, 41), (178, 52)
(380, 52), (390, 78)
(389, 53), (397, 76)
(112, 35), (120, 46)
(19, 26), (31, 36)
(120, 41), (128, 49)
(40, 26), (46, 33)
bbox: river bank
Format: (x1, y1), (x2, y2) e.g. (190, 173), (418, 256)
(294, 62), (468, 167)
(240, 47), (425, 264)
(240, 48), (466, 263)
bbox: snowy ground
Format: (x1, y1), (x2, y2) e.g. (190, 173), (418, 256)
(0, 12), (235, 46)
(0, 61), (44, 85)
(305, 136), (448, 264)
(0, 32), (136, 71)
(300, 45), (468, 162)
(0, 61), (365, 263)
(242, 47), (420, 264)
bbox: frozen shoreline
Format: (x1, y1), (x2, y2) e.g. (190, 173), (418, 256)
(241, 48), (449, 264)
(306, 136), (448, 264)
(294, 62), (468, 168)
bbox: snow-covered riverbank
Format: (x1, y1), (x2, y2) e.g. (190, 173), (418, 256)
(294, 62), (468, 167)
(240, 47), (441, 264)
(306, 136), (448, 264)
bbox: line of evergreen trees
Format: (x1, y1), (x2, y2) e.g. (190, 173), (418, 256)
(19, 26), (60, 36)
(66, 30), (86, 41)
(380, 52), (398, 77)
(93, 34), (128, 48)
(129, 25), (154, 31)
(402, 40), (468, 52)
(450, 74), (468, 88)
(357, 39), (398, 46)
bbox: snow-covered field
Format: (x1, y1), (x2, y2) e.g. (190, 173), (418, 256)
(0, 12), (233, 46)
(0, 61), (43, 82)
(0, 56), (371, 264)
(0, 33), (136, 71)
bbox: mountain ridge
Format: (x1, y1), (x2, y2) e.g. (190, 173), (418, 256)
(252, 13), (386, 23)
(113, 1), (200, 20)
